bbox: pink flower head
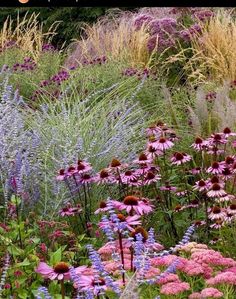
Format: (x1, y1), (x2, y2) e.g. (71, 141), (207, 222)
(208, 206), (226, 220)
(144, 171), (161, 185)
(59, 204), (76, 217)
(77, 160), (92, 174)
(227, 204), (236, 215)
(94, 201), (110, 214)
(120, 170), (137, 184)
(94, 169), (115, 184)
(191, 137), (206, 151)
(118, 195), (153, 215)
(133, 153), (153, 165)
(160, 183), (177, 192)
(189, 167), (202, 174)
(207, 162), (225, 175)
(160, 281), (190, 295)
(201, 287), (223, 298)
(193, 179), (210, 192)
(207, 133), (227, 146)
(36, 262), (70, 280)
(222, 127), (236, 138)
(79, 173), (94, 184)
(145, 145), (163, 159)
(207, 183), (226, 198)
(56, 169), (67, 181)
(152, 137), (174, 151)
(109, 158), (127, 170)
(207, 271), (236, 285)
(75, 275), (108, 295)
(171, 152), (192, 165)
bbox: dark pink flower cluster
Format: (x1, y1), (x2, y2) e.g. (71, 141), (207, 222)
(12, 57), (37, 72)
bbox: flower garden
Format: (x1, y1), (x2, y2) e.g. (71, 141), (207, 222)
(0, 7), (236, 299)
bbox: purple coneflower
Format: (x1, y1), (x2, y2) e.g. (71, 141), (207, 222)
(152, 137), (174, 151)
(120, 170), (137, 184)
(207, 161), (225, 175)
(118, 195), (153, 215)
(133, 153), (153, 165)
(208, 206), (226, 220)
(94, 169), (115, 184)
(94, 201), (111, 214)
(191, 137), (206, 151)
(193, 179), (209, 192)
(77, 160), (92, 174)
(222, 127), (236, 138)
(170, 152), (191, 165)
(145, 145), (163, 159)
(207, 183), (227, 198)
(227, 204), (236, 215)
(79, 174), (94, 184)
(144, 171), (161, 185)
(56, 169), (67, 181)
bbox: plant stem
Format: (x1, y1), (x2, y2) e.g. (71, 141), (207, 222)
(61, 279), (65, 299)
(118, 231), (125, 286)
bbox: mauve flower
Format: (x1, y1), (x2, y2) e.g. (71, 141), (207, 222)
(144, 171), (161, 185)
(227, 204), (236, 215)
(171, 152), (192, 165)
(207, 162), (225, 175)
(94, 201), (110, 214)
(207, 183), (226, 198)
(222, 127), (236, 138)
(193, 179), (210, 192)
(206, 133), (227, 146)
(152, 137), (174, 151)
(36, 262), (89, 281)
(76, 275), (108, 295)
(145, 145), (163, 159)
(160, 281), (190, 295)
(56, 169), (67, 181)
(133, 153), (153, 165)
(191, 137), (206, 151)
(118, 195), (153, 215)
(94, 169), (115, 184)
(77, 160), (92, 174)
(79, 174), (94, 184)
(208, 206), (226, 220)
(120, 170), (137, 184)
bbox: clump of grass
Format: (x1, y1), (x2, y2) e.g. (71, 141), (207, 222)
(182, 10), (236, 85)
(65, 9), (151, 68)
(0, 12), (59, 61)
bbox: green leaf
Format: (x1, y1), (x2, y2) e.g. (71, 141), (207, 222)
(50, 247), (62, 265)
(15, 258), (31, 267)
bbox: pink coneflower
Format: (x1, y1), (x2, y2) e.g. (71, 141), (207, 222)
(77, 160), (92, 174)
(152, 137), (174, 151)
(207, 176), (225, 188)
(191, 137), (206, 151)
(176, 190), (188, 197)
(94, 169), (115, 184)
(189, 167), (201, 175)
(221, 167), (233, 180)
(109, 158), (127, 170)
(186, 199), (199, 209)
(144, 171), (161, 185)
(222, 127), (236, 138)
(160, 183), (177, 192)
(227, 204), (236, 215)
(118, 196), (153, 215)
(79, 173), (94, 184)
(145, 145), (163, 159)
(193, 179), (209, 192)
(208, 206), (226, 220)
(75, 275), (108, 294)
(36, 262), (71, 280)
(207, 162), (225, 175)
(215, 193), (235, 203)
(59, 204), (76, 217)
(160, 281), (190, 295)
(207, 133), (227, 145)
(120, 170), (137, 184)
(224, 155), (235, 166)
(94, 201), (110, 214)
(56, 169), (67, 181)
(116, 214), (142, 231)
(171, 152), (192, 165)
(67, 166), (77, 177)
(210, 218), (225, 229)
(207, 183), (227, 198)
(133, 153), (153, 165)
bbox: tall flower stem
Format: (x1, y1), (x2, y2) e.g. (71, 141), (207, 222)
(60, 279), (65, 299)
(15, 196), (23, 249)
(118, 232), (125, 285)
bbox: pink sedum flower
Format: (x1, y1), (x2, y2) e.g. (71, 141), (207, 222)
(201, 287), (224, 298)
(160, 281), (190, 295)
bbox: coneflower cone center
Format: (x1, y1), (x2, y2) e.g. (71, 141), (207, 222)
(99, 201), (107, 209)
(100, 170), (109, 178)
(212, 183), (221, 191)
(212, 162), (220, 169)
(123, 196), (139, 206)
(54, 262), (69, 274)
(212, 206), (221, 214)
(111, 159), (121, 167)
